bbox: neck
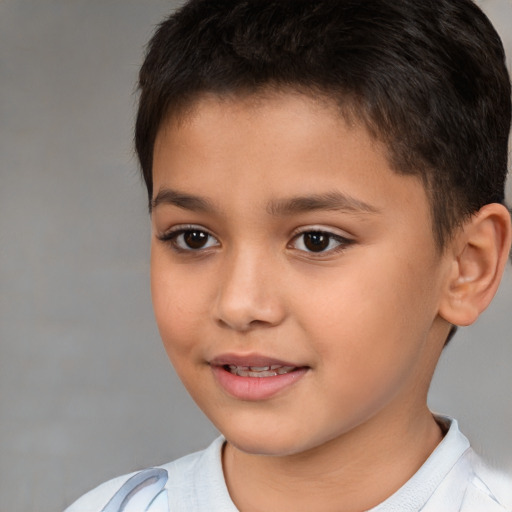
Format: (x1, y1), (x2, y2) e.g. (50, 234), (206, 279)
(222, 406), (443, 512)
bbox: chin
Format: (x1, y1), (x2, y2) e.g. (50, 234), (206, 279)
(221, 423), (323, 458)
(229, 436), (302, 457)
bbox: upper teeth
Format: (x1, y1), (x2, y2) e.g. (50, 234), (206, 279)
(227, 365), (295, 377)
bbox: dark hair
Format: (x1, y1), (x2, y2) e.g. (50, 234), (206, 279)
(135, 0), (511, 248)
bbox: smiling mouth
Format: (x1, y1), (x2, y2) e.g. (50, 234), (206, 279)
(212, 358), (309, 399)
(224, 365), (297, 377)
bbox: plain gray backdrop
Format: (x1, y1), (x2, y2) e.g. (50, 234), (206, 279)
(0, 1), (511, 511)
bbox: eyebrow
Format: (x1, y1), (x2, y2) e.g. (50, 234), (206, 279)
(151, 188), (215, 212)
(151, 188), (379, 216)
(267, 192), (380, 216)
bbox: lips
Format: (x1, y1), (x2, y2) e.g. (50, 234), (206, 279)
(225, 365), (297, 377)
(210, 353), (300, 368)
(210, 353), (308, 400)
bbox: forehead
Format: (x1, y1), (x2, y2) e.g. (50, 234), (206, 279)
(158, 91), (413, 181)
(152, 91), (434, 239)
(156, 88), (368, 164)
(155, 91), (373, 185)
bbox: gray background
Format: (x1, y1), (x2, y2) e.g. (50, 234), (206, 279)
(0, 1), (511, 511)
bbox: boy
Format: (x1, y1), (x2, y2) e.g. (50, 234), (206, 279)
(66, 0), (512, 510)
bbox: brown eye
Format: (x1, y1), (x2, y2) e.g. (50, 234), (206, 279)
(290, 229), (353, 255)
(159, 226), (219, 252)
(183, 230), (209, 249)
(303, 232), (330, 252)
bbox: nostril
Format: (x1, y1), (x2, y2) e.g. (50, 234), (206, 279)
(215, 315), (278, 331)
(212, 263), (287, 330)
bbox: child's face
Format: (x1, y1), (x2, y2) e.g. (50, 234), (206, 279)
(150, 92), (452, 456)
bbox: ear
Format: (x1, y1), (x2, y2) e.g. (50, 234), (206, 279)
(439, 203), (511, 327)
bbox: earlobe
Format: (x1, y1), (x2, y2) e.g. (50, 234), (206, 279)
(439, 203), (511, 327)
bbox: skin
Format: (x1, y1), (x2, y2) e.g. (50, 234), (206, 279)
(149, 92), (471, 511)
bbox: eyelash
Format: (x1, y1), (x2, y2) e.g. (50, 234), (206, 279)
(288, 229), (354, 255)
(157, 225), (220, 253)
(157, 225), (354, 256)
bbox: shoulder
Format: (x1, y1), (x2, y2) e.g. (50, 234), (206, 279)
(64, 470), (141, 512)
(64, 437), (228, 512)
(434, 415), (512, 511)
(428, 446), (512, 512)
(371, 416), (512, 512)
(464, 453), (512, 511)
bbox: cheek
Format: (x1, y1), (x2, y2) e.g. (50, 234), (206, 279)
(293, 251), (436, 371)
(299, 281), (427, 425)
(150, 250), (209, 361)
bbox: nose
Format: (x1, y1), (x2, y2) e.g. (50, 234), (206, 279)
(213, 248), (287, 332)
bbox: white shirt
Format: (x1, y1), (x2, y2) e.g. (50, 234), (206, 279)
(65, 418), (512, 512)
